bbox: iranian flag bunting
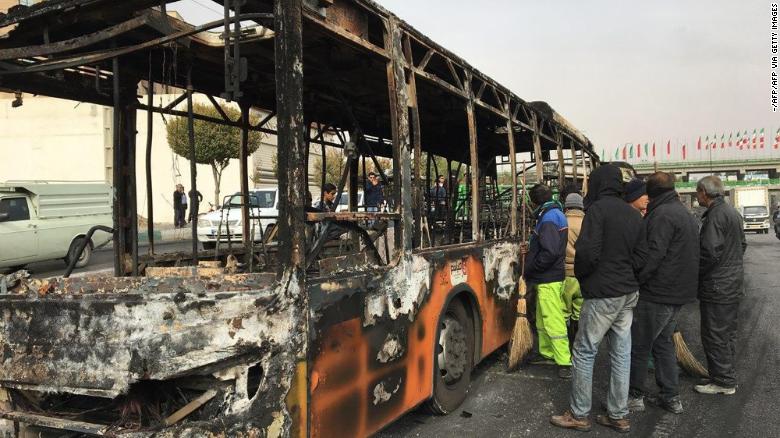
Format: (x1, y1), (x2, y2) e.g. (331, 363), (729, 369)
(728, 132), (733, 148)
(682, 144), (687, 160)
(697, 136), (702, 150)
(666, 140), (671, 156)
(622, 145), (627, 160)
(739, 131), (745, 150)
(774, 128), (780, 149)
(652, 142), (656, 157)
(636, 143), (641, 158)
(752, 129), (757, 149)
(614, 147), (619, 160)
(760, 128), (765, 148)
(644, 143), (649, 157)
(720, 134), (725, 149)
(705, 136), (710, 150)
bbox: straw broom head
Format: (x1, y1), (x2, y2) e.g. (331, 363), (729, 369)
(508, 276), (533, 370)
(673, 331), (709, 378)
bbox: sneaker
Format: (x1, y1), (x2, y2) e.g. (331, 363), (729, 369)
(627, 395), (645, 413)
(550, 410), (592, 432)
(694, 383), (736, 395)
(558, 366), (573, 379)
(647, 395), (683, 414)
(595, 414), (630, 433)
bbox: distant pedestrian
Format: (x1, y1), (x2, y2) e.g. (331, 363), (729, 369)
(624, 178), (649, 216)
(550, 164), (643, 434)
(173, 184), (186, 228)
(188, 189), (203, 223)
(629, 172), (700, 415)
(694, 176), (746, 395)
(563, 193), (585, 347)
(524, 184), (571, 379)
(365, 172), (384, 212)
(429, 175), (448, 220)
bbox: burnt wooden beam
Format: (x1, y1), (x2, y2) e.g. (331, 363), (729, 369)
(556, 131), (566, 191)
(531, 112), (544, 184)
(403, 35), (423, 248)
(506, 105), (518, 237)
(386, 16), (413, 253)
(465, 72), (480, 241)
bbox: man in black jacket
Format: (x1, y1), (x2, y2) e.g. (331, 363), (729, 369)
(629, 172), (699, 414)
(694, 175), (746, 395)
(551, 164), (643, 434)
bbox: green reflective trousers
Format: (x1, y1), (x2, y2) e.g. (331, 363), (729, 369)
(535, 281), (572, 366)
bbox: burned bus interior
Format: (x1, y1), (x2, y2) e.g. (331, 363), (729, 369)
(0, 0), (597, 436)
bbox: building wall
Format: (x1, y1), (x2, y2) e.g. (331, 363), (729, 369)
(0, 95), (327, 224)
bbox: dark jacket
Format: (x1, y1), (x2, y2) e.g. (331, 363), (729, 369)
(575, 165), (643, 299)
(173, 190), (186, 211)
(699, 197), (747, 304)
(633, 190), (700, 305)
(365, 182), (384, 208)
(524, 201), (568, 285)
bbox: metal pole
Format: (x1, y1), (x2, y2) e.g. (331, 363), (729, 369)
(186, 69), (198, 264)
(145, 77), (155, 255)
(112, 56), (122, 276)
(240, 101), (251, 259)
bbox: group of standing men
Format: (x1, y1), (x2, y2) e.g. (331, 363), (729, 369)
(523, 164), (746, 433)
(172, 184), (203, 228)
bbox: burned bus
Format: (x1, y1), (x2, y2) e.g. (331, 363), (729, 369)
(0, 1), (598, 436)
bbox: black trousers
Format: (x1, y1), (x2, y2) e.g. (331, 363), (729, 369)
(629, 299), (682, 400)
(700, 301), (739, 388)
(174, 208), (186, 228)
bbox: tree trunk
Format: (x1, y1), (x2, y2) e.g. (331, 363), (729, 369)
(211, 163), (223, 207)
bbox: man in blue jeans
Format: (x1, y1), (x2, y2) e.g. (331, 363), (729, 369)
(550, 164), (643, 433)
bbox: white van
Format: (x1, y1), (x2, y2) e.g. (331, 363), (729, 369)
(197, 187), (279, 249)
(0, 181), (113, 270)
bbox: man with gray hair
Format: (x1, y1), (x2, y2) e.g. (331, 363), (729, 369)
(694, 175), (746, 395)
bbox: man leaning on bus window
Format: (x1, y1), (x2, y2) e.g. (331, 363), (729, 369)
(551, 164), (643, 434)
(524, 184), (572, 379)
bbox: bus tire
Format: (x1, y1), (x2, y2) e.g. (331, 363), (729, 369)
(426, 297), (474, 415)
(65, 238), (92, 269)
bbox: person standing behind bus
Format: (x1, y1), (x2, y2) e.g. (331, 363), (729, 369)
(429, 175), (448, 220)
(524, 184), (571, 379)
(173, 184), (186, 228)
(365, 172), (384, 212)
(563, 193), (585, 348)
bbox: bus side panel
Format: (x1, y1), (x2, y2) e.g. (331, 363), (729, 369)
(309, 240), (519, 437)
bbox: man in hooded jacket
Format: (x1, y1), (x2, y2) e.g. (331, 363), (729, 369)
(551, 164), (643, 434)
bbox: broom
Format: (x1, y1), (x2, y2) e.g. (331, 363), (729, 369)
(673, 330), (709, 378)
(508, 162), (533, 370)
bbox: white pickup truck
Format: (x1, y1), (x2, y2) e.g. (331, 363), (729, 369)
(0, 181), (113, 270)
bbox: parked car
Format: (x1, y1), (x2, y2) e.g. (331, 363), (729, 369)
(0, 181), (112, 270)
(197, 188), (279, 249)
(334, 191), (364, 212)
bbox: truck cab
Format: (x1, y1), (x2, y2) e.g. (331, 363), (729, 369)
(0, 182), (113, 270)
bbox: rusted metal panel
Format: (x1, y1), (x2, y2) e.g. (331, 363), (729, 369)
(308, 240), (519, 437)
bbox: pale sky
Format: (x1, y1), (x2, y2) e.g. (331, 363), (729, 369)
(171, 0), (779, 158)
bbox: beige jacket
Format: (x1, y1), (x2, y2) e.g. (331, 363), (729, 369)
(565, 209), (584, 277)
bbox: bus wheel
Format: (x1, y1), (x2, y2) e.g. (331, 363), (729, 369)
(426, 297), (474, 414)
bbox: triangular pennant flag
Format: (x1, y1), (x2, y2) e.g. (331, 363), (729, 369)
(720, 134), (725, 149)
(760, 128), (765, 148)
(752, 129), (757, 149)
(739, 130), (745, 150)
(728, 132), (733, 148)
(705, 136), (710, 150)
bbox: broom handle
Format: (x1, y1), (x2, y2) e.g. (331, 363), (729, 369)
(519, 161), (527, 297)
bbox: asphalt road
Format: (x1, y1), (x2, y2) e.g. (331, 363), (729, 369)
(378, 233), (780, 437)
(2, 241), (193, 279)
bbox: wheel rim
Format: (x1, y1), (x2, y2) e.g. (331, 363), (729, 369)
(436, 313), (468, 385)
(77, 248), (88, 263)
